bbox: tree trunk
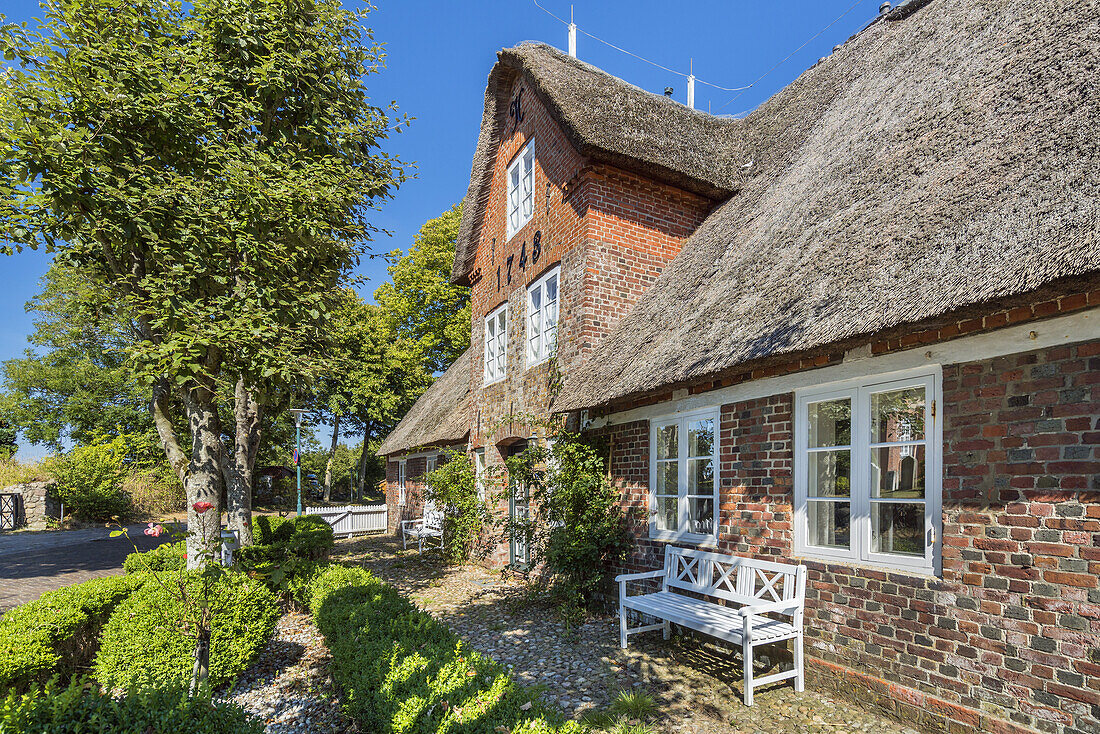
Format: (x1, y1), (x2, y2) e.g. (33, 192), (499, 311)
(225, 377), (262, 548)
(323, 413), (340, 503)
(151, 379), (189, 484)
(189, 626), (210, 696)
(354, 424), (372, 502)
(183, 388), (223, 570)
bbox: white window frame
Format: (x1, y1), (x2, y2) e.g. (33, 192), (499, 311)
(484, 303), (508, 384)
(474, 448), (486, 502)
(526, 266), (560, 367)
(648, 406), (720, 546)
(506, 142), (535, 240)
(794, 367), (942, 575)
(424, 455), (437, 513)
(397, 459), (407, 506)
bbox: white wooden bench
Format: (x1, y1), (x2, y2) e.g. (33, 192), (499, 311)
(401, 508), (443, 553)
(616, 545), (807, 706)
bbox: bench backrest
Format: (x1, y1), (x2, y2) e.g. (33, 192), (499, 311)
(423, 509), (444, 531)
(662, 545), (806, 608)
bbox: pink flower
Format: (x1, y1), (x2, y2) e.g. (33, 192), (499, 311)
(192, 501), (214, 514)
(143, 522), (166, 537)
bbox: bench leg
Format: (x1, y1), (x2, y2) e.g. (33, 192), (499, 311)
(663, 619), (670, 641)
(743, 639), (754, 706)
(794, 633), (804, 693)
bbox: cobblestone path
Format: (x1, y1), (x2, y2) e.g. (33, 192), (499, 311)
(334, 533), (924, 734)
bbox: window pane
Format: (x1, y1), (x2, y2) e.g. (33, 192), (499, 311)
(687, 497), (714, 535)
(808, 398), (851, 447)
(807, 500), (850, 549)
(871, 444), (925, 498)
(807, 449), (851, 497)
(530, 286), (541, 313)
(656, 461), (678, 495)
(871, 502), (925, 556)
(688, 457), (713, 495)
(655, 496), (678, 532)
(546, 274), (558, 303)
(687, 418), (714, 457)
(871, 386), (925, 443)
(655, 424), (678, 460)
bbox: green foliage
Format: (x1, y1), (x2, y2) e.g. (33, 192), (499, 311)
(375, 204), (470, 375)
(423, 450), (487, 564)
(505, 434), (633, 613)
(305, 564), (582, 734)
(0, 420), (15, 460)
(94, 570), (279, 690)
(0, 575), (146, 693)
(46, 434), (140, 522)
(124, 541), (187, 575)
(0, 264), (152, 451)
(238, 515), (335, 596)
(0, 678), (264, 733)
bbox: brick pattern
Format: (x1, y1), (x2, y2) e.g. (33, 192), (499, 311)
(601, 338), (1100, 734)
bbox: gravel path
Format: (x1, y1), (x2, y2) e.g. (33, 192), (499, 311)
(217, 612), (354, 734)
(334, 534), (924, 734)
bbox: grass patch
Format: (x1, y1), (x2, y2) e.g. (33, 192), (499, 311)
(0, 458), (51, 488)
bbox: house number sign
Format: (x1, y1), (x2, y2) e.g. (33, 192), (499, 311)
(509, 88), (525, 129)
(496, 230), (541, 292)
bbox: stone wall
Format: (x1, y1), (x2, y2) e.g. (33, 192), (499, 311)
(1, 481), (60, 530)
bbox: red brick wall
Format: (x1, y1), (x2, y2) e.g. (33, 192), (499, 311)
(602, 338), (1100, 734)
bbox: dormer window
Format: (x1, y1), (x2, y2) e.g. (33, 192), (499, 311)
(484, 303), (508, 384)
(507, 142), (534, 240)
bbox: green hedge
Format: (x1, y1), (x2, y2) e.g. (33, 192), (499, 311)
(124, 540), (187, 574)
(239, 515), (335, 597)
(94, 570), (279, 690)
(0, 574), (147, 693)
(307, 564), (581, 734)
(0, 678), (263, 733)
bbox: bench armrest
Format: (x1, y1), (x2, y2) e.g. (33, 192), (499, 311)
(615, 570), (666, 583)
(401, 519), (424, 530)
(739, 599), (802, 617)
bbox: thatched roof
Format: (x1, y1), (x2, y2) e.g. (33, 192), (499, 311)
(377, 348), (472, 457)
(452, 42), (746, 285)
(555, 0), (1100, 412)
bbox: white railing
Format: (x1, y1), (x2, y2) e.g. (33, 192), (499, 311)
(304, 503), (387, 537)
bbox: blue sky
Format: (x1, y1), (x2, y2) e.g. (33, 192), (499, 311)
(0, 0), (878, 455)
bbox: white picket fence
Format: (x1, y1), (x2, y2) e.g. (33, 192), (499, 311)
(304, 503), (387, 537)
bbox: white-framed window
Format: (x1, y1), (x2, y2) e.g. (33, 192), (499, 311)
(426, 455), (437, 474)
(649, 408), (719, 544)
(484, 303), (508, 384)
(474, 448), (486, 502)
(397, 459), (407, 506)
(506, 142), (534, 240)
(424, 455), (437, 513)
(526, 266), (560, 366)
(794, 369), (942, 575)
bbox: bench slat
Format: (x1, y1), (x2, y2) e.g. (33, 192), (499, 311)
(623, 591), (797, 644)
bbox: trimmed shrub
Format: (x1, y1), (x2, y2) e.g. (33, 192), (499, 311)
(0, 575), (147, 693)
(46, 436), (132, 522)
(123, 540), (186, 574)
(0, 678), (263, 733)
(94, 570), (279, 690)
(239, 515), (335, 597)
(307, 564), (582, 734)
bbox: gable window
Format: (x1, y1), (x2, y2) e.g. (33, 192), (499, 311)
(484, 303), (508, 384)
(794, 370), (941, 574)
(526, 266), (560, 366)
(649, 408), (719, 543)
(397, 459), (407, 506)
(507, 142), (534, 240)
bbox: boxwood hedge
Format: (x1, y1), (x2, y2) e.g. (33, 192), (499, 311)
(306, 564), (581, 734)
(0, 678), (263, 733)
(123, 540), (186, 574)
(94, 570), (279, 690)
(0, 574), (147, 693)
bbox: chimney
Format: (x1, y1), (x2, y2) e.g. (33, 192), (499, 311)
(568, 6), (576, 57)
(687, 59), (695, 109)
(879, 2), (892, 14)
(664, 86), (674, 97)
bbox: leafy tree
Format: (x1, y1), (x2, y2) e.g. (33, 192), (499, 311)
(0, 264), (151, 450)
(0, 420), (15, 460)
(375, 204), (470, 375)
(0, 0), (406, 562)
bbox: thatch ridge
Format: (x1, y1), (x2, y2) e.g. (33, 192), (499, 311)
(377, 348), (473, 456)
(452, 42), (748, 285)
(555, 0), (1100, 412)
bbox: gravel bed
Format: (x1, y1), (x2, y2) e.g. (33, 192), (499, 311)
(335, 533), (925, 734)
(217, 611), (354, 734)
